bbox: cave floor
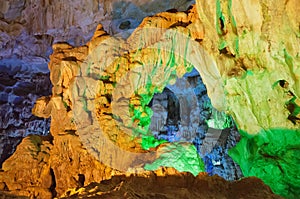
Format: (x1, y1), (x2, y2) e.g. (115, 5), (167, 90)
(57, 171), (282, 199)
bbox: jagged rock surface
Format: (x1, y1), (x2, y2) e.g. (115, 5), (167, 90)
(195, 1), (300, 198)
(0, 66), (51, 167)
(0, 0), (195, 167)
(0, 5), (239, 198)
(196, 0), (300, 133)
(61, 172), (283, 199)
(0, 0), (297, 198)
(0, 0), (194, 60)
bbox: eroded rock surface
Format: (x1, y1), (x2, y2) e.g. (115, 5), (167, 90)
(0, 0), (194, 60)
(61, 172), (282, 199)
(196, 1), (300, 198)
(0, 66), (51, 167)
(0, 4), (240, 198)
(0, 0), (195, 168)
(0, 0), (298, 198)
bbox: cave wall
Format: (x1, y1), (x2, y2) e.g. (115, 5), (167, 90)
(0, 5), (215, 198)
(0, 0), (299, 198)
(196, 0), (300, 133)
(0, 1), (199, 198)
(0, 0), (195, 167)
(195, 0), (300, 198)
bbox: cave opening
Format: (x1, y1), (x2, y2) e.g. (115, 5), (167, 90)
(145, 67), (242, 180)
(148, 87), (181, 141)
(73, 23), (244, 182)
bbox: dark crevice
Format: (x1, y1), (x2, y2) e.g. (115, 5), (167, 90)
(65, 103), (71, 112)
(287, 103), (296, 114)
(65, 130), (77, 136)
(101, 79), (114, 84)
(170, 21), (191, 28)
(287, 115), (299, 124)
(285, 91), (300, 124)
(182, 3), (195, 15)
(103, 112), (113, 116)
(166, 8), (178, 13)
(219, 17), (225, 32)
(44, 134), (54, 145)
(50, 168), (57, 197)
(219, 47), (236, 58)
(78, 174), (85, 187)
(104, 94), (112, 103)
(166, 90), (181, 125)
(119, 20), (131, 30)
(219, 47), (229, 55)
(279, 79), (288, 88)
(62, 56), (78, 62)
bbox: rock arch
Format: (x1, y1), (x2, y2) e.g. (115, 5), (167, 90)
(71, 22), (223, 172)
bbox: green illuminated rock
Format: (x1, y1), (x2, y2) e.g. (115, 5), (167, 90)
(141, 136), (167, 150)
(196, 0), (299, 198)
(144, 142), (205, 176)
(228, 128), (300, 199)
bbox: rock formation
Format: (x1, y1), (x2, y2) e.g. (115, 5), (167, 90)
(195, 1), (300, 198)
(0, 0), (195, 167)
(61, 172), (282, 199)
(0, 0), (299, 199)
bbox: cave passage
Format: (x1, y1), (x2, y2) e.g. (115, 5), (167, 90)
(72, 26), (242, 179)
(135, 67), (240, 178)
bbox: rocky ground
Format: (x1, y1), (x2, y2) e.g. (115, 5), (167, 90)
(0, 0), (298, 198)
(60, 171), (282, 199)
(0, 171), (283, 199)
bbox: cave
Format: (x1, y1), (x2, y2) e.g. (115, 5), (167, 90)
(0, 1), (299, 199)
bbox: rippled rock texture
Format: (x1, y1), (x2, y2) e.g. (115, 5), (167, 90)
(196, 0), (299, 198)
(0, 0), (195, 166)
(61, 172), (282, 199)
(0, 65), (51, 167)
(0, 4), (242, 198)
(0, 0), (299, 198)
(0, 0), (194, 60)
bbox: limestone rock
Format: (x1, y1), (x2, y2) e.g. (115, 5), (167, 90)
(195, 0), (300, 197)
(0, 0), (195, 60)
(196, 0), (300, 134)
(0, 5), (218, 198)
(49, 134), (118, 196)
(0, 135), (53, 198)
(1, 0), (298, 198)
(0, 0), (195, 168)
(0, 67), (51, 167)
(60, 172), (283, 199)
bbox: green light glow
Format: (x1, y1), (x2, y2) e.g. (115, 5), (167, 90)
(287, 96), (300, 117)
(284, 49), (294, 70)
(127, 52), (205, 175)
(218, 39), (227, 50)
(141, 136), (167, 150)
(234, 36), (239, 57)
(228, 128), (300, 199)
(131, 77), (206, 176)
(144, 143), (205, 176)
(82, 87), (89, 113)
(228, 0), (237, 30)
